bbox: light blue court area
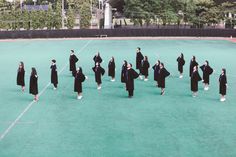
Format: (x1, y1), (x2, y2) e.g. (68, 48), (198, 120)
(0, 38), (236, 157)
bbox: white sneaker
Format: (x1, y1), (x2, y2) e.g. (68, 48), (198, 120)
(97, 86), (101, 90)
(139, 76), (143, 80)
(220, 98), (226, 102)
(144, 78), (148, 81)
(53, 87), (57, 90)
(111, 79), (115, 82)
(179, 75), (183, 79)
(77, 95), (82, 100)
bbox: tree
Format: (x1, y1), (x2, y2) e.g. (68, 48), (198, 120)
(79, 2), (91, 28)
(54, 1), (62, 29)
(66, 5), (76, 29)
(46, 4), (54, 30)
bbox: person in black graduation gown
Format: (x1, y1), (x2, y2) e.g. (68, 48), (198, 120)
(50, 59), (58, 90)
(92, 62), (105, 90)
(189, 56), (198, 77)
(191, 66), (202, 97)
(108, 57), (115, 82)
(29, 67), (38, 101)
(219, 68), (227, 102)
(121, 60), (128, 85)
(125, 63), (139, 98)
(69, 50), (78, 77)
(93, 52), (103, 65)
(136, 47), (144, 79)
(158, 63), (170, 95)
(200, 60), (213, 91)
(141, 56), (150, 81)
(17, 61), (25, 92)
(177, 53), (185, 78)
(74, 67), (87, 100)
(152, 60), (161, 87)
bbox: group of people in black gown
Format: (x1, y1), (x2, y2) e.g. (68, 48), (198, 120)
(16, 47), (228, 102)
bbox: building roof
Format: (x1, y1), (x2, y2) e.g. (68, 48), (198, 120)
(23, 5), (49, 11)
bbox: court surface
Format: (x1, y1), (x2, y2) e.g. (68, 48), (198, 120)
(0, 38), (236, 157)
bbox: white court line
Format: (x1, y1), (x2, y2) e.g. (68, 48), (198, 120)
(0, 39), (93, 141)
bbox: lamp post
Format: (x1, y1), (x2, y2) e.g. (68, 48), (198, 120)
(32, 0), (37, 6)
(90, 0), (93, 28)
(61, 0), (65, 29)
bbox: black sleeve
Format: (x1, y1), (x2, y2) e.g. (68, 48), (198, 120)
(197, 72), (202, 81)
(93, 56), (96, 62)
(200, 65), (204, 72)
(101, 67), (105, 75)
(92, 67), (95, 72)
(209, 66), (213, 75)
(133, 69), (139, 79)
(152, 65), (155, 70)
(165, 69), (170, 77)
(75, 56), (79, 63)
(81, 74), (86, 82)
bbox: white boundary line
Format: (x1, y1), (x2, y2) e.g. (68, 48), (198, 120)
(0, 39), (93, 141)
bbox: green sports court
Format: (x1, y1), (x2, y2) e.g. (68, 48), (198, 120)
(0, 38), (236, 157)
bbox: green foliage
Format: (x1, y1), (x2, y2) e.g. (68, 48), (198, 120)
(53, 1), (62, 29)
(79, 2), (91, 28)
(46, 4), (54, 30)
(66, 6), (76, 29)
(124, 0), (236, 28)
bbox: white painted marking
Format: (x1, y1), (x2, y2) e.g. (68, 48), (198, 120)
(0, 40), (92, 141)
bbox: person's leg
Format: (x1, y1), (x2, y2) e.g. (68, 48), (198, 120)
(54, 83), (57, 89)
(34, 95), (39, 101)
(97, 83), (101, 90)
(144, 75), (148, 81)
(220, 94), (226, 102)
(161, 88), (165, 95)
(22, 86), (25, 92)
(128, 90), (133, 98)
(77, 92), (83, 99)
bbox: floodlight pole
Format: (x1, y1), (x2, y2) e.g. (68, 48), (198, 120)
(61, 0), (65, 29)
(90, 0), (92, 28)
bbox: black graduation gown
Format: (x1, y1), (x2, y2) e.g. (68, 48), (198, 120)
(92, 66), (105, 84)
(17, 69), (25, 86)
(200, 65), (213, 84)
(93, 55), (102, 64)
(219, 74), (227, 95)
(152, 64), (160, 81)
(108, 61), (115, 77)
(189, 60), (198, 77)
(69, 54), (78, 72)
(191, 71), (202, 92)
(136, 52), (144, 70)
(50, 64), (58, 85)
(177, 57), (185, 73)
(74, 72), (86, 93)
(121, 65), (127, 83)
(126, 68), (139, 91)
(141, 60), (150, 76)
(29, 75), (38, 95)
(158, 68), (170, 88)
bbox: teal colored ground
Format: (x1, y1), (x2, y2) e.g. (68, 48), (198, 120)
(0, 39), (236, 157)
